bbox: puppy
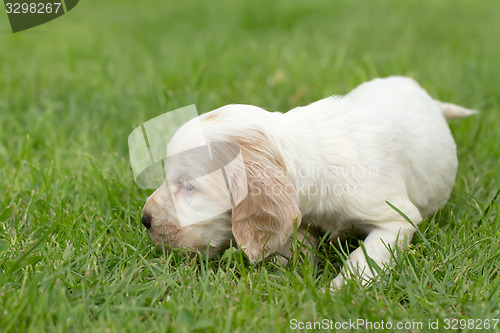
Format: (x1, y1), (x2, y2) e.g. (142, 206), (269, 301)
(141, 77), (475, 289)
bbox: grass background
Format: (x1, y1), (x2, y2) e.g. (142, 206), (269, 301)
(0, 0), (499, 332)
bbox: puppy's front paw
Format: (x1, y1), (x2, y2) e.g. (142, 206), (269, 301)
(318, 275), (344, 294)
(331, 274), (346, 289)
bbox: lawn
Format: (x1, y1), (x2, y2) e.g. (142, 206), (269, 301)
(0, 0), (499, 332)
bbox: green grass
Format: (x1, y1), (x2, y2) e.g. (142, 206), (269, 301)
(1, 0), (499, 332)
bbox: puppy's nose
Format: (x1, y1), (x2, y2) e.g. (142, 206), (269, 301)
(141, 213), (152, 229)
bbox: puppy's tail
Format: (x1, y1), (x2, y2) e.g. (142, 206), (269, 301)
(434, 100), (478, 120)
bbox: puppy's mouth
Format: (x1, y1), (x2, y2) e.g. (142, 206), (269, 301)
(149, 223), (177, 244)
(149, 224), (205, 256)
(153, 242), (200, 257)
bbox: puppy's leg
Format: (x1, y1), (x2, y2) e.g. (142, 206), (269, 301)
(331, 204), (421, 290)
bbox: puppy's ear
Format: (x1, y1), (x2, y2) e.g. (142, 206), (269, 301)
(228, 131), (301, 263)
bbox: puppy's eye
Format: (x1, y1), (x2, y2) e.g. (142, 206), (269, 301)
(180, 181), (195, 191)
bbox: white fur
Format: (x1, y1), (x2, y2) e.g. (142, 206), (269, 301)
(142, 76), (473, 290)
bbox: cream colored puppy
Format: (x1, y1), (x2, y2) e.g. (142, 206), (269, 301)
(141, 77), (475, 289)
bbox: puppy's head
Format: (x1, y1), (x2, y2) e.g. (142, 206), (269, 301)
(141, 107), (301, 261)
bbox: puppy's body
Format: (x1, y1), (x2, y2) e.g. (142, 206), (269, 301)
(283, 78), (457, 230)
(142, 77), (474, 289)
